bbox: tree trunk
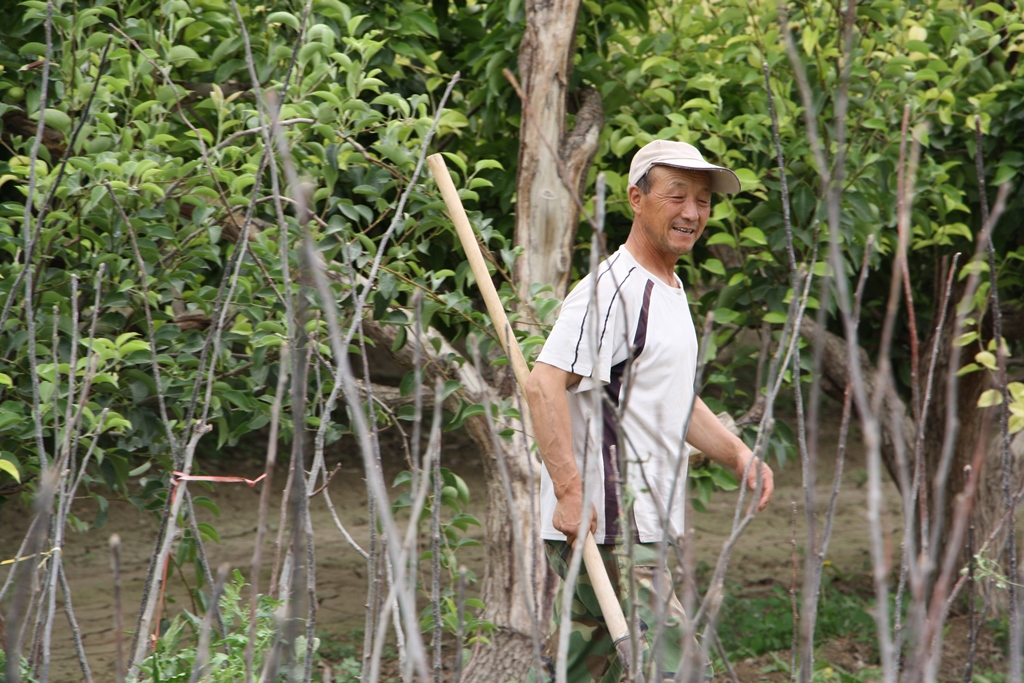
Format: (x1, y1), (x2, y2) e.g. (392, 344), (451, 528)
(460, 414), (556, 683)
(451, 3), (606, 681)
(514, 0), (603, 302)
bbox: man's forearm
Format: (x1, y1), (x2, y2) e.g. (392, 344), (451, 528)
(688, 396), (775, 511)
(687, 397), (748, 471)
(525, 362), (601, 539)
(525, 363), (581, 498)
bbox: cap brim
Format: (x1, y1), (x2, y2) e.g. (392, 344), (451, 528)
(652, 159), (742, 194)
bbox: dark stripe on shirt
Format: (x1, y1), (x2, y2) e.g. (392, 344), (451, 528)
(600, 278), (655, 543)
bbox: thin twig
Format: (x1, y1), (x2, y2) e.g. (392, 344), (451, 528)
(127, 424), (213, 677)
(246, 344), (289, 683)
(4, 470), (57, 679)
(111, 534), (125, 683)
(975, 112), (1019, 683)
(430, 379), (444, 683)
(454, 566), (467, 683)
(214, 118), (315, 151)
(788, 500), (799, 683)
(962, 476), (978, 683)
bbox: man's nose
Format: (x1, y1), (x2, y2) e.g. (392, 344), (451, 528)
(679, 197), (699, 221)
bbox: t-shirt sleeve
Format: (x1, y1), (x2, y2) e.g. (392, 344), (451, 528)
(536, 274), (621, 386)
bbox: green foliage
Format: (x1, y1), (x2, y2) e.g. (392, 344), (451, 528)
(0, 0), (527, 510)
(135, 569), (298, 682)
(391, 466), (494, 648)
(327, 656), (363, 683)
(392, 465), (482, 554)
(0, 648), (39, 683)
(688, 459), (738, 513)
(310, 628), (368, 682)
(752, 652), (883, 683)
(715, 575), (878, 659)
(972, 672), (1009, 683)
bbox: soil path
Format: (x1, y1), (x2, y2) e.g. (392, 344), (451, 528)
(1, 417), (913, 682)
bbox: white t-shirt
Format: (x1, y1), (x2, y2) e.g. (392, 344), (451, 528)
(536, 246), (698, 544)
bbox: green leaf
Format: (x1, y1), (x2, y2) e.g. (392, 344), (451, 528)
(801, 26), (819, 56)
(702, 259), (725, 276)
(710, 466), (739, 490)
(197, 522), (220, 542)
(733, 168), (760, 191)
(956, 363), (981, 377)
(977, 389), (1003, 408)
(266, 11), (300, 30)
(706, 232), (736, 247)
(975, 351), (997, 370)
(474, 159), (504, 172)
(1010, 414), (1024, 435)
(128, 461), (151, 477)
(401, 11), (438, 39)
(612, 134), (635, 157)
(0, 456), (20, 482)
(19, 42), (48, 57)
(739, 227), (767, 245)
(42, 109), (71, 136)
(993, 165), (1016, 186)
(167, 45), (200, 64)
(955, 331), (979, 347)
(681, 97), (715, 111)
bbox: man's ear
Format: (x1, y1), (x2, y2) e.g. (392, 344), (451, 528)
(627, 185), (643, 214)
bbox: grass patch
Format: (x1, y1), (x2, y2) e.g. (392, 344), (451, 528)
(714, 574), (879, 659)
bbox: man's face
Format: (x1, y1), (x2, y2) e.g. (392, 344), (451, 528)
(629, 165), (712, 258)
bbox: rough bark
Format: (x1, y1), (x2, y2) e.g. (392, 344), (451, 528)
(461, 413), (556, 683)
(514, 0), (603, 302)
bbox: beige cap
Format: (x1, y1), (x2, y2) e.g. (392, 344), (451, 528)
(628, 140), (741, 194)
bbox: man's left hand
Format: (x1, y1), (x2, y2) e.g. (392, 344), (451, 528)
(737, 451), (774, 513)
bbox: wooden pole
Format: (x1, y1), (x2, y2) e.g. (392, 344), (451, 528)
(427, 153), (640, 680)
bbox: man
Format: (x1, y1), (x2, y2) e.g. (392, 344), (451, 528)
(524, 140), (775, 682)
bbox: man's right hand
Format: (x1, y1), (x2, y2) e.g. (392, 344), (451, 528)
(552, 490), (597, 547)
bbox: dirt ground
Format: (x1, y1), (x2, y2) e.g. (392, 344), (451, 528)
(0, 417), (1008, 682)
